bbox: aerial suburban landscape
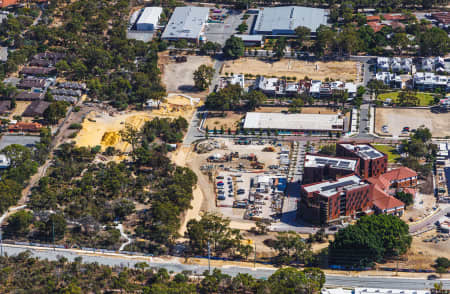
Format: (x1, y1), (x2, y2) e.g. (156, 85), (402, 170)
(0, 0), (449, 292)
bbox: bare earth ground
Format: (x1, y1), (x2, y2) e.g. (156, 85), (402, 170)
(375, 108), (450, 138)
(159, 53), (214, 95)
(402, 193), (436, 224)
(171, 146), (204, 238)
(382, 230), (450, 270)
(205, 107), (348, 131)
(9, 101), (31, 120)
(75, 96), (198, 152)
(222, 58), (358, 81)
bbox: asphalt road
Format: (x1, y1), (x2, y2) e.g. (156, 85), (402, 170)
(2, 244), (449, 290)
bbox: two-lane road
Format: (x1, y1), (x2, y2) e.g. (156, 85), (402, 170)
(2, 244), (449, 290)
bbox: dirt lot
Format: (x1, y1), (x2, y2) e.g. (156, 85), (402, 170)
(159, 53), (214, 95)
(9, 101), (31, 120)
(401, 192), (436, 224)
(222, 58), (358, 81)
(76, 96), (198, 152)
(382, 230), (450, 270)
(205, 107), (348, 131)
(204, 112), (244, 130)
(375, 108), (450, 138)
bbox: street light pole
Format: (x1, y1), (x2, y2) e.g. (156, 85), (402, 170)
(207, 240), (211, 274)
(52, 218), (55, 251)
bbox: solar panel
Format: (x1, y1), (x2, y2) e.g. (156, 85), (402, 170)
(366, 151), (380, 158)
(328, 160), (338, 165)
(321, 180), (356, 191)
(338, 161), (350, 167)
(316, 159), (327, 164)
(359, 146), (370, 151)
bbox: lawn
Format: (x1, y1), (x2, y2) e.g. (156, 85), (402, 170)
(378, 91), (434, 106)
(373, 144), (401, 163)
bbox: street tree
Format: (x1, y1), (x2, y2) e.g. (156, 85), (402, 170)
(193, 64), (215, 90)
(223, 36), (245, 59)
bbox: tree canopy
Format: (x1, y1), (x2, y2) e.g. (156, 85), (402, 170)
(329, 214), (412, 267)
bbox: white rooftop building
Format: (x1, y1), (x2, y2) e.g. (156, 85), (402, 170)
(136, 7), (163, 31)
(413, 72), (449, 91)
(303, 174), (366, 197)
(376, 72), (403, 88)
(161, 6), (210, 43)
(253, 6), (328, 35)
(243, 112), (346, 134)
(0, 154), (10, 169)
(339, 143), (384, 160)
(304, 154), (358, 171)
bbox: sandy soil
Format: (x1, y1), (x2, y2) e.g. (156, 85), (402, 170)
(204, 112), (244, 130)
(382, 230), (450, 270)
(402, 192), (436, 224)
(76, 96), (198, 152)
(171, 147), (205, 237)
(375, 108), (450, 138)
(222, 58), (358, 81)
(160, 53), (214, 94)
(9, 101), (31, 119)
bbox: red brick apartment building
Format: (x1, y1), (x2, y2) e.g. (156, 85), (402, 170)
(302, 153), (360, 184)
(299, 175), (373, 225)
(298, 167), (416, 225)
(336, 143), (387, 179)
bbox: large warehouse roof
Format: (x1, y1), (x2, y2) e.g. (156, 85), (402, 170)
(253, 6), (328, 34)
(137, 7), (162, 26)
(243, 112), (344, 131)
(161, 6), (210, 40)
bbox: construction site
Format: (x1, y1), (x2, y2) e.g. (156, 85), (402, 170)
(193, 138), (292, 223)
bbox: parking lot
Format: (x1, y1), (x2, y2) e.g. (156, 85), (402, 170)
(205, 9), (245, 45)
(201, 138), (292, 222)
(375, 108), (450, 138)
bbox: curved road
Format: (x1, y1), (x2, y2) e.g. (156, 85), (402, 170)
(1, 244), (449, 290)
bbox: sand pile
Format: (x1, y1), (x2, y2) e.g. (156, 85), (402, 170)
(101, 131), (120, 146)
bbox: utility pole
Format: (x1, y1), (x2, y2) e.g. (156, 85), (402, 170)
(207, 240), (211, 274)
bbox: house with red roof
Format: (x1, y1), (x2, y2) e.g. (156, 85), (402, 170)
(370, 185), (405, 217)
(367, 167), (418, 191)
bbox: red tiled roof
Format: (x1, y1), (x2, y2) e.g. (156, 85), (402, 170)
(383, 13), (407, 21)
(367, 175), (390, 190)
(402, 187), (416, 197)
(371, 185), (404, 211)
(390, 21), (405, 30)
(382, 167), (417, 182)
(366, 15), (381, 22)
(367, 22), (385, 32)
(8, 122), (42, 132)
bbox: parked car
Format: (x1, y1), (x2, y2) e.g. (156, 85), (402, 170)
(427, 274), (438, 280)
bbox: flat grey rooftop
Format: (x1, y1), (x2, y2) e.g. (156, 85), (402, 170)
(303, 175), (366, 197)
(243, 112), (343, 131)
(162, 6), (210, 40)
(340, 144), (384, 160)
(253, 6), (328, 34)
(304, 154), (357, 171)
